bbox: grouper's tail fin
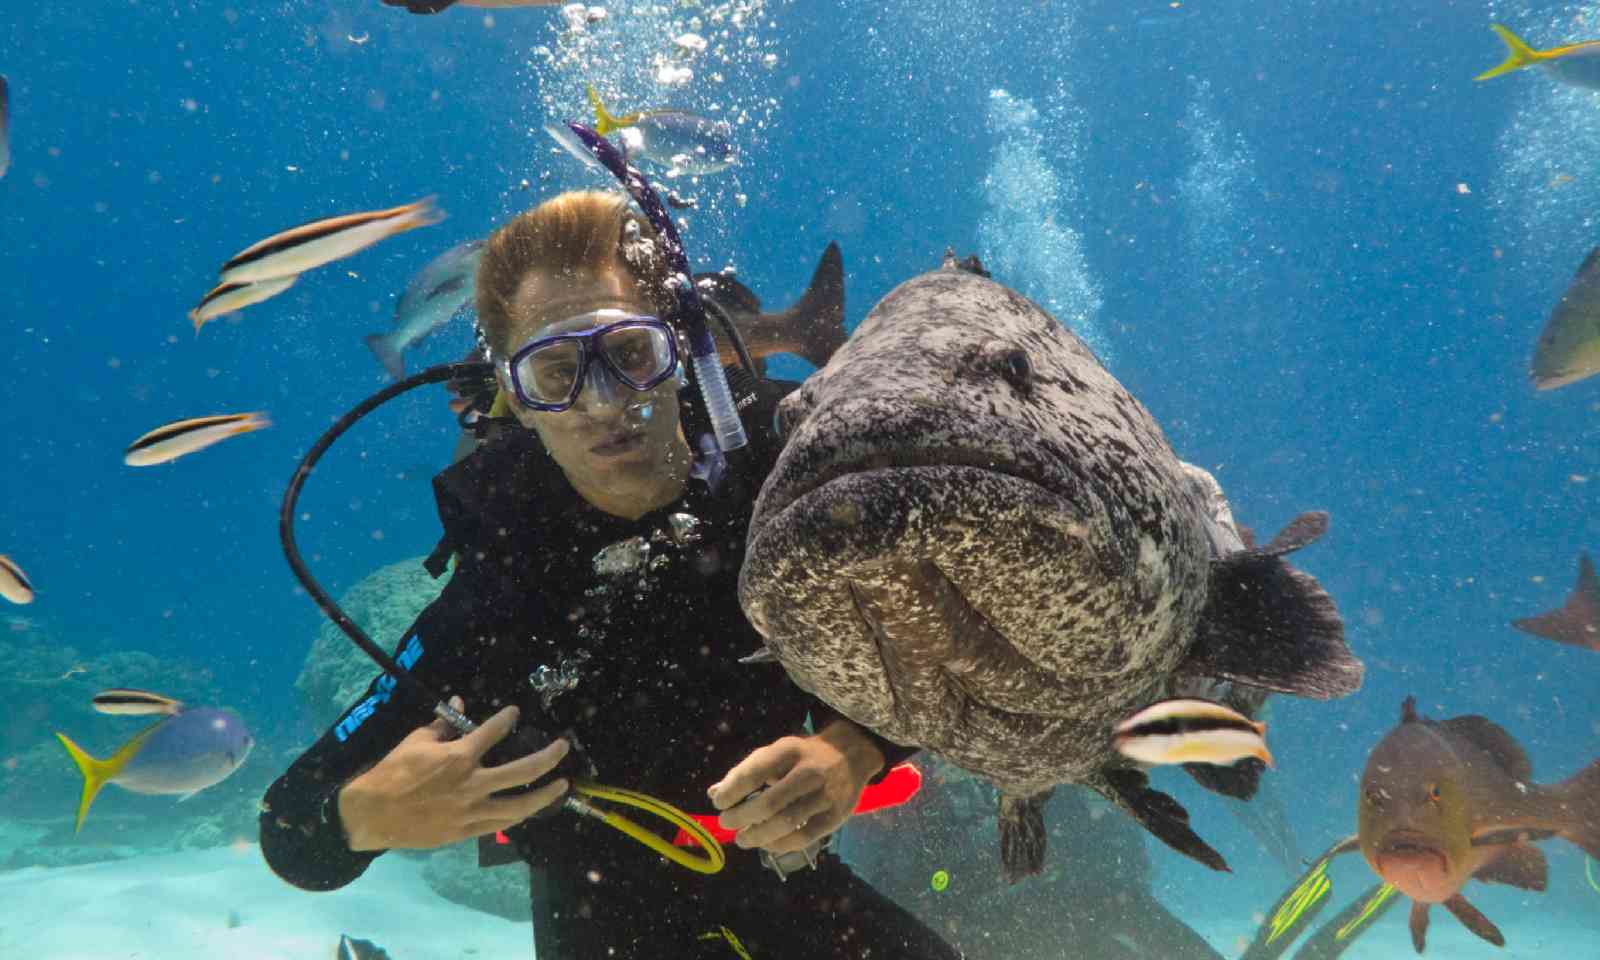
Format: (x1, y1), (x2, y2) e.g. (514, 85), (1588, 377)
(1555, 759), (1600, 861)
(1181, 512), (1364, 701)
(1476, 25), (1546, 82)
(783, 242), (847, 369)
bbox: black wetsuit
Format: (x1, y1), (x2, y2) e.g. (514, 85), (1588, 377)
(260, 381), (961, 960)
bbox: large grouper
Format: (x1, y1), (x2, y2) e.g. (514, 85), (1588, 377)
(738, 255), (1365, 881)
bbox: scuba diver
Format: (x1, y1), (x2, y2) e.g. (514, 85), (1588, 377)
(259, 188), (961, 960)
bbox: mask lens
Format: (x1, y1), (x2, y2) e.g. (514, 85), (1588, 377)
(602, 324), (673, 387)
(518, 340), (584, 406)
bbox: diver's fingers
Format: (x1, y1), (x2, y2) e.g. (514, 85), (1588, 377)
(707, 736), (803, 811)
(465, 779), (570, 832)
(457, 705), (519, 759)
(740, 791), (836, 852)
(477, 737), (570, 794)
(718, 765), (820, 835)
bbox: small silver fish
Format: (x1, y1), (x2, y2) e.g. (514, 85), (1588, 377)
(1112, 697), (1273, 768)
(588, 85), (736, 177)
(0, 74), (10, 179)
(189, 275), (299, 333)
(218, 197), (443, 286)
(0, 554), (34, 605)
(365, 238), (484, 379)
(124, 412), (271, 466)
(92, 688), (183, 716)
(56, 690), (254, 831)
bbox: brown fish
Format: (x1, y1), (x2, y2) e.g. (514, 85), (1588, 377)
(1343, 696), (1600, 952)
(695, 242), (846, 372)
(1513, 552), (1600, 651)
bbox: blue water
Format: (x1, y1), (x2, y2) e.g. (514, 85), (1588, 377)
(2, 0), (1597, 956)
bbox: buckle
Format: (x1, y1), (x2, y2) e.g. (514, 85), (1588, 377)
(758, 837), (828, 881)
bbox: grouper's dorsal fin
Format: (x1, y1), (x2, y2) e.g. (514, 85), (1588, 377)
(1253, 511), (1328, 557)
(938, 248), (992, 277)
(1181, 513), (1362, 700)
(1439, 715), (1533, 782)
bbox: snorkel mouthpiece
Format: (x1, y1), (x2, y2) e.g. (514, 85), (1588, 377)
(554, 121), (749, 458)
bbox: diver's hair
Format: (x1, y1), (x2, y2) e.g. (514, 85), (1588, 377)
(475, 190), (672, 357)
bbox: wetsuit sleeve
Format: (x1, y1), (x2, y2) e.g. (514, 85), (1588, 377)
(258, 599), (467, 891)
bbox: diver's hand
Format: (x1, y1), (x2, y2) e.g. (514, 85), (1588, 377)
(707, 719), (885, 855)
(337, 697), (570, 851)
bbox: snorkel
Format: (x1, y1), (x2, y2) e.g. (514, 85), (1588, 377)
(545, 120), (749, 482)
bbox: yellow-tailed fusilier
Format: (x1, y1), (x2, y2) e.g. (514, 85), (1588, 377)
(57, 689), (254, 832)
(1531, 247), (1600, 390)
(189, 275), (299, 333)
(587, 85), (736, 176)
(124, 412), (271, 466)
(1476, 24), (1600, 90)
(1112, 697), (1274, 768)
(217, 196), (443, 286)
(0, 554), (33, 604)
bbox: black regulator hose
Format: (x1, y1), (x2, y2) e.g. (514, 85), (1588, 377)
(279, 361), (492, 735)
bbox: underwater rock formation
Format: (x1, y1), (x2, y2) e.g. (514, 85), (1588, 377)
(295, 556), (449, 730)
(421, 841), (535, 923)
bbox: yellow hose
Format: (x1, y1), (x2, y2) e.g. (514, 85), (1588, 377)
(1587, 856), (1599, 897)
(566, 780), (725, 874)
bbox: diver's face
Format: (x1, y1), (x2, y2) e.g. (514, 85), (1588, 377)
(497, 265), (690, 513)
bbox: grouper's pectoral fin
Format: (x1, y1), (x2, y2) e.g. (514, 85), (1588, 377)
(1183, 756), (1265, 801)
(1442, 893), (1505, 948)
(1473, 843), (1548, 891)
(996, 790), (1052, 884)
(1093, 767), (1229, 873)
(1180, 511), (1364, 701)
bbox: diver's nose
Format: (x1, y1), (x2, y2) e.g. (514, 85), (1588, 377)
(576, 362), (627, 414)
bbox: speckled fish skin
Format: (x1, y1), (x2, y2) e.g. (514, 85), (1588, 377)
(743, 263), (1211, 791)
(740, 257), (1357, 876)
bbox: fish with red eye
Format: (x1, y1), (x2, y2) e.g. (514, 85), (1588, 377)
(1245, 696), (1600, 956)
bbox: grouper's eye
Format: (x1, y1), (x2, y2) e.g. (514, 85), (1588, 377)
(1426, 783), (1442, 804)
(773, 392), (809, 439)
(997, 348), (1033, 396)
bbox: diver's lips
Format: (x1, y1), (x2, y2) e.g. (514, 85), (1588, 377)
(589, 433), (645, 456)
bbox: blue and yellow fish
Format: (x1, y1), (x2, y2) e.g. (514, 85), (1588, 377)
(587, 85), (736, 177)
(1476, 24), (1600, 90)
(55, 688), (254, 832)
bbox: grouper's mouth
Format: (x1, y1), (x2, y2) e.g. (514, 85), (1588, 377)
(752, 403), (1083, 533)
(1375, 831), (1452, 903)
